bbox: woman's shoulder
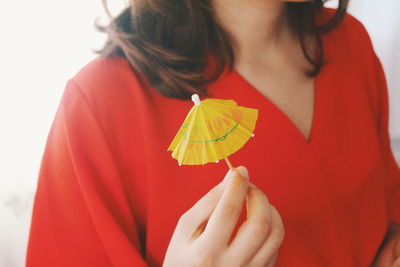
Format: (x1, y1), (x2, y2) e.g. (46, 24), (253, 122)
(60, 55), (152, 144)
(69, 55), (144, 102)
(320, 7), (386, 133)
(61, 55), (155, 133)
(321, 7), (375, 56)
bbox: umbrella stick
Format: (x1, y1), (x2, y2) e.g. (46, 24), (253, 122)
(224, 157), (233, 170)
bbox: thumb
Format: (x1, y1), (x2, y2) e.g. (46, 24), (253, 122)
(223, 165), (249, 185)
(235, 165), (249, 179)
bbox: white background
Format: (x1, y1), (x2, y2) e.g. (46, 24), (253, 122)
(0, 0), (398, 266)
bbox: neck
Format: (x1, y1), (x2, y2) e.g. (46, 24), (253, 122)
(211, 0), (292, 63)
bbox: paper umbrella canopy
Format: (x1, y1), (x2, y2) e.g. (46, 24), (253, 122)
(167, 94), (259, 167)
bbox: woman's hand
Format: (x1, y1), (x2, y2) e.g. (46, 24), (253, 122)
(162, 166), (285, 267)
(371, 222), (400, 266)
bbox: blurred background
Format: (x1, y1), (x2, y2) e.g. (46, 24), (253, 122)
(0, 0), (399, 266)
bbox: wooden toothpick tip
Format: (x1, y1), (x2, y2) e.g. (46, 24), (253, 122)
(224, 157), (234, 170)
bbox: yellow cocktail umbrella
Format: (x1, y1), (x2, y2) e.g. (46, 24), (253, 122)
(167, 94), (259, 169)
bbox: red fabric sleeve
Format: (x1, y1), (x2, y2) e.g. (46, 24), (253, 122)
(373, 52), (400, 225)
(344, 12), (400, 225)
(25, 79), (149, 266)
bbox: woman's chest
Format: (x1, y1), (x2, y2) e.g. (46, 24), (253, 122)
(126, 62), (383, 224)
(111, 60), (387, 264)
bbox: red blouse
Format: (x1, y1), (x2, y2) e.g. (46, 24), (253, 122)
(26, 10), (400, 267)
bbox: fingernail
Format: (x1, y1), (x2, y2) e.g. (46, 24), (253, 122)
(235, 166), (249, 179)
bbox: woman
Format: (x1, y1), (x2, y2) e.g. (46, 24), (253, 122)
(25, 0), (400, 266)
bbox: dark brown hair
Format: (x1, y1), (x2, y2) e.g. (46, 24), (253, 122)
(94, 0), (349, 100)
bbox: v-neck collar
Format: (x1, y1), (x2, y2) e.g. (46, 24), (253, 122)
(229, 64), (321, 145)
(205, 33), (330, 147)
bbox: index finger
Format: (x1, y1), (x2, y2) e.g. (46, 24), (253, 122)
(176, 168), (233, 240)
(201, 166), (249, 248)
